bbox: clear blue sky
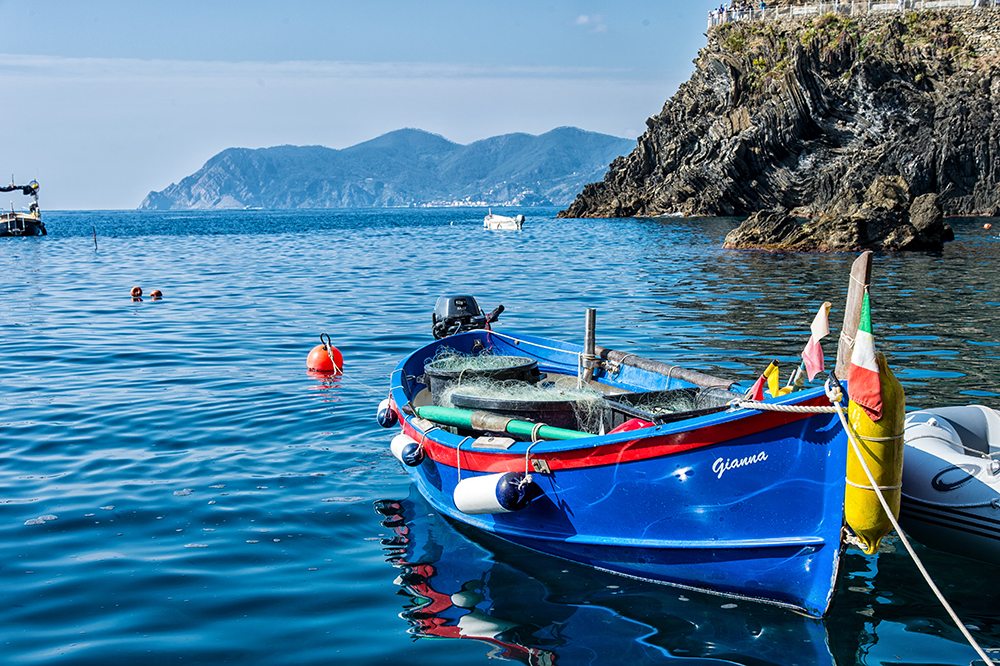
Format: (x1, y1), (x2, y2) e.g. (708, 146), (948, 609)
(0, 1), (717, 209)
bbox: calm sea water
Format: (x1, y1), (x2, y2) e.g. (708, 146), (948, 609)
(2, 208), (998, 665)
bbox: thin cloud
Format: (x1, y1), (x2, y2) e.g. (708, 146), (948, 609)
(0, 53), (646, 83)
(574, 14), (608, 34)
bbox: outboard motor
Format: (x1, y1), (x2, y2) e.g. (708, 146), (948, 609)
(431, 295), (503, 339)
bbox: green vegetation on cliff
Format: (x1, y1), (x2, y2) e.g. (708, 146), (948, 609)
(561, 9), (1000, 228)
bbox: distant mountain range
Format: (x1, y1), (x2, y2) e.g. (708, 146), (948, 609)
(139, 127), (634, 210)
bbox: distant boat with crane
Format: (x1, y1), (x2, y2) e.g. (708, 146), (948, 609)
(1, 179), (45, 237)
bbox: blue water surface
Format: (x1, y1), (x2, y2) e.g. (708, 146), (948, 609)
(1, 208), (998, 665)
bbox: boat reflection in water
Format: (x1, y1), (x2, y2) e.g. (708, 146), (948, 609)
(374, 490), (835, 665)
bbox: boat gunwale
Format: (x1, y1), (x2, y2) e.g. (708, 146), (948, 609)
(390, 329), (839, 470)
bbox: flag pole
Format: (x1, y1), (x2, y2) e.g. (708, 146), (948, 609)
(835, 251), (873, 378)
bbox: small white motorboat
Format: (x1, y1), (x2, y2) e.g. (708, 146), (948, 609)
(483, 209), (524, 231)
(899, 405), (1000, 566)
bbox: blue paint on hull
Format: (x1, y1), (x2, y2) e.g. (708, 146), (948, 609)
(390, 329), (848, 616)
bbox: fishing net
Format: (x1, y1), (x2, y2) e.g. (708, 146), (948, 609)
(606, 387), (739, 426)
(440, 378), (609, 434)
(424, 347), (530, 373)
(620, 389), (703, 416)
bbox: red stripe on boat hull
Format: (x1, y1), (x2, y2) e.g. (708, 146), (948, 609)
(400, 397), (827, 473)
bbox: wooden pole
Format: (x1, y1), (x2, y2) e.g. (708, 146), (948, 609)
(594, 346), (736, 390)
(835, 251), (873, 379)
(582, 308), (596, 385)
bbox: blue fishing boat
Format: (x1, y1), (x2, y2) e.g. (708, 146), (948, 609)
(381, 296), (850, 618)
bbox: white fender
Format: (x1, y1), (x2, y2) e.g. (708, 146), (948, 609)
(453, 472), (537, 515)
(390, 433), (423, 466)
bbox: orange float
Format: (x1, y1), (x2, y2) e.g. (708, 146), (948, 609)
(307, 334), (343, 373)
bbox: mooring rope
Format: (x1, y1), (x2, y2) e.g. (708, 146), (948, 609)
(521, 433), (543, 489)
(734, 400), (839, 413)
(845, 478), (902, 491)
(455, 436), (472, 483)
(905, 431), (1000, 460)
(901, 492), (1000, 510)
(823, 379), (996, 666)
(487, 330), (585, 365)
(742, 381), (999, 662)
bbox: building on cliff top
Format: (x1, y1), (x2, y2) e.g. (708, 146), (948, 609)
(710, 0), (998, 28)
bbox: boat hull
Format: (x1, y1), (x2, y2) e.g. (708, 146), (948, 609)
(387, 330), (848, 616)
(378, 489), (836, 665)
(0, 213), (45, 237)
(900, 406), (1000, 566)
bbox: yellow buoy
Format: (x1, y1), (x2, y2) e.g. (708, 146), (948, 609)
(845, 352), (905, 554)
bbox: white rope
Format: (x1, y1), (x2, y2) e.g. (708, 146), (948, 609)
(522, 435), (542, 488)
(416, 428), (435, 458)
(323, 350), (342, 374)
(906, 432), (1000, 460)
(324, 367), (384, 397)
(488, 330), (584, 364)
(830, 397), (996, 666)
(455, 436), (472, 483)
(855, 432), (904, 442)
(735, 400), (839, 413)
(846, 478), (902, 491)
(901, 492), (1000, 510)
(530, 422), (544, 444)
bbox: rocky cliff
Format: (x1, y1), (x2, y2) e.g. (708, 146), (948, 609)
(560, 9), (1000, 231)
(140, 127), (633, 210)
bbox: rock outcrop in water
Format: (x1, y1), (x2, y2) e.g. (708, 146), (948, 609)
(723, 176), (954, 251)
(560, 9), (1000, 250)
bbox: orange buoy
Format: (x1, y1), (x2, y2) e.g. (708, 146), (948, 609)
(985, 223), (993, 230)
(150, 290), (162, 300)
(307, 334), (343, 373)
(130, 286), (142, 298)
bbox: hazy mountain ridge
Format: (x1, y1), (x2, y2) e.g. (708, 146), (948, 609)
(140, 127), (634, 210)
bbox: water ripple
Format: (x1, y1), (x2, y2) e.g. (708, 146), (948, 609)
(1, 209), (997, 665)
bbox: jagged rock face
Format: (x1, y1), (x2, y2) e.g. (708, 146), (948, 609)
(561, 10), (1000, 232)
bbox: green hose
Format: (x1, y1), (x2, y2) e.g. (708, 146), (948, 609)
(415, 405), (594, 441)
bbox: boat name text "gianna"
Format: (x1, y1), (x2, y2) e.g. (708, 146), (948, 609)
(712, 451), (768, 479)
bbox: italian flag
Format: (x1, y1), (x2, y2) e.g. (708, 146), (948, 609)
(849, 291), (883, 420)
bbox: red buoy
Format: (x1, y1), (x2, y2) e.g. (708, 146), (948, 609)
(307, 335), (343, 374)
